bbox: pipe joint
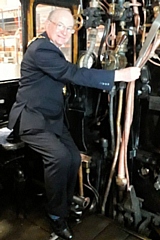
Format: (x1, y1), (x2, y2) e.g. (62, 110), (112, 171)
(116, 176), (127, 187)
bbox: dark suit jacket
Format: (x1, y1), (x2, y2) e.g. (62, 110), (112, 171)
(8, 32), (115, 136)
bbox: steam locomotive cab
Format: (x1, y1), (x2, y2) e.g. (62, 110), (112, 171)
(65, 1), (160, 236)
(1, 0), (160, 238)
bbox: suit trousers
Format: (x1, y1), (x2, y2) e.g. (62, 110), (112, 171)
(20, 125), (81, 218)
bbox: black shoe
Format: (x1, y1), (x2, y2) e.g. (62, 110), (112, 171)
(49, 217), (73, 239)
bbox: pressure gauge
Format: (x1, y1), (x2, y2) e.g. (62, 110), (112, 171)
(77, 52), (96, 69)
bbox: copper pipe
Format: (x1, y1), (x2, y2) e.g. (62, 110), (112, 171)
(132, 0), (140, 32)
(117, 81), (135, 189)
(78, 163), (84, 197)
(117, 16), (160, 190)
(79, 153), (92, 197)
(106, 22), (116, 49)
(102, 84), (125, 214)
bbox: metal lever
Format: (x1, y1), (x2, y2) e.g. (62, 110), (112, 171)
(135, 13), (160, 68)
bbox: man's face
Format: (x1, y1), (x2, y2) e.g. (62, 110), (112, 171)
(47, 11), (74, 47)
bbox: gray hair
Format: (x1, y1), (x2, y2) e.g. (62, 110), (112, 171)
(47, 8), (72, 21)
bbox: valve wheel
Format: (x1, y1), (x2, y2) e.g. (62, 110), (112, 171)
(73, 14), (83, 31)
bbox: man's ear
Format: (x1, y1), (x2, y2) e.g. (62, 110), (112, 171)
(45, 20), (50, 29)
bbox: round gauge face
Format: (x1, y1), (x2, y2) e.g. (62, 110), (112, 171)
(78, 53), (95, 68)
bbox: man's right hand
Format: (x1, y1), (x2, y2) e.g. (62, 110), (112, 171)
(114, 67), (141, 82)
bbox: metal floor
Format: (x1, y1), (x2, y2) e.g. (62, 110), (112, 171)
(0, 189), (152, 240)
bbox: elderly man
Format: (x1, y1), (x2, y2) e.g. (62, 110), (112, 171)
(8, 8), (140, 240)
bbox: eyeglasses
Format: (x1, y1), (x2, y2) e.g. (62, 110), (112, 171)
(49, 20), (75, 34)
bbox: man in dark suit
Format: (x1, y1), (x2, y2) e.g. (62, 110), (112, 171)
(8, 8), (140, 240)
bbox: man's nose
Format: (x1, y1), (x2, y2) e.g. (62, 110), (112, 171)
(62, 27), (67, 35)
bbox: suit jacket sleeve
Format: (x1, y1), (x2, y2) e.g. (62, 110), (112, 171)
(33, 39), (115, 91)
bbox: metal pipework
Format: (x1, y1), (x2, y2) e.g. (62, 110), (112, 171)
(102, 31), (128, 70)
(102, 82), (126, 215)
(107, 2), (126, 20)
(115, 32), (128, 54)
(108, 3), (116, 16)
(89, 0), (99, 8)
(83, 28), (97, 68)
(153, 5), (160, 18)
(72, 195), (90, 209)
(136, 13), (160, 68)
(83, 0), (102, 29)
(117, 13), (160, 192)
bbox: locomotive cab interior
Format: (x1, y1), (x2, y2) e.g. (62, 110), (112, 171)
(1, 0), (160, 239)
